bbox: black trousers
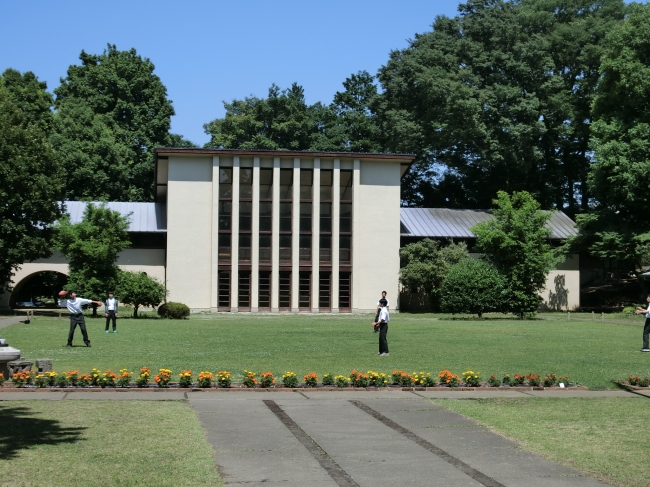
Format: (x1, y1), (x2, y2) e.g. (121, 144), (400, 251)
(68, 313), (90, 346)
(379, 322), (389, 354)
(105, 310), (117, 331)
(644, 318), (650, 349)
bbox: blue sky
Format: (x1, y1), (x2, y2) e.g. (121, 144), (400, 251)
(0, 1), (461, 145)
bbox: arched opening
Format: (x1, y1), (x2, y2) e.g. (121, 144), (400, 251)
(9, 271), (68, 308)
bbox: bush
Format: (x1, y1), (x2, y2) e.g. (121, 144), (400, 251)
(158, 302), (190, 319)
(440, 258), (509, 317)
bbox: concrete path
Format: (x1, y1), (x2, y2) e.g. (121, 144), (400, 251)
(1, 389), (640, 485)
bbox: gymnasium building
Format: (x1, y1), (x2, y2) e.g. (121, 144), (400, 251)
(1, 148), (580, 312)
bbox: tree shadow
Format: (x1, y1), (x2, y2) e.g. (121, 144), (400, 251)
(546, 274), (569, 311)
(0, 405), (86, 460)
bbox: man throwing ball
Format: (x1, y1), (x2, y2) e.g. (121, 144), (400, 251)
(58, 290), (102, 348)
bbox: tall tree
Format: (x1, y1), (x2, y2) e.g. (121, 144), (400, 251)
(0, 83), (65, 293)
(54, 203), (131, 314)
(572, 3), (650, 274)
(472, 191), (560, 317)
(52, 44), (175, 201)
(0, 68), (54, 134)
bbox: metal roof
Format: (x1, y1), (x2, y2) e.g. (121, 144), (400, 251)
(63, 201), (167, 233)
(400, 208), (577, 240)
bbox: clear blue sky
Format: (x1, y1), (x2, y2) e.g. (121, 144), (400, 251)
(0, 1), (461, 145)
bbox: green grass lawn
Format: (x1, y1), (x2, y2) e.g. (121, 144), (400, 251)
(1, 312), (648, 387)
(0, 400), (222, 487)
(435, 397), (648, 487)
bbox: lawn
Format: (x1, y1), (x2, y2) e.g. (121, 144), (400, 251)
(434, 397), (648, 487)
(1, 312), (648, 387)
(0, 400), (222, 487)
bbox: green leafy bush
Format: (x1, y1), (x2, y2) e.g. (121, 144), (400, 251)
(440, 258), (509, 317)
(157, 302), (190, 319)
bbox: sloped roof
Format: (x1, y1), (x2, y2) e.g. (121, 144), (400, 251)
(63, 201), (166, 233)
(400, 208), (577, 240)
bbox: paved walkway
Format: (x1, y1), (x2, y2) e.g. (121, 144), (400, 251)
(2, 389), (640, 486)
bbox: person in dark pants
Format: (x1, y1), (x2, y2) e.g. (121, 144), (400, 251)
(59, 291), (102, 348)
(635, 294), (650, 352)
(374, 291), (390, 332)
(105, 291), (118, 333)
(371, 298), (389, 356)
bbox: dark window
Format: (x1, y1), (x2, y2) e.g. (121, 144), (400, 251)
(239, 201), (252, 231)
(219, 201), (232, 230)
(320, 203), (331, 233)
(219, 233), (231, 261)
(240, 168), (252, 199)
(300, 169), (313, 200)
(239, 234), (251, 262)
(259, 202), (272, 232)
(300, 202), (312, 232)
(280, 203), (292, 232)
(218, 271), (230, 310)
(279, 235), (291, 263)
(320, 170), (332, 201)
(259, 234), (272, 262)
(319, 272), (331, 309)
(219, 168), (232, 198)
(340, 203), (352, 233)
(280, 169), (293, 200)
(279, 271), (291, 309)
(260, 168), (273, 199)
(339, 272), (351, 311)
(238, 271), (251, 309)
(299, 271), (311, 309)
(299, 235), (311, 262)
(339, 235), (351, 263)
(340, 170), (352, 201)
(320, 235), (331, 262)
(259, 271), (271, 310)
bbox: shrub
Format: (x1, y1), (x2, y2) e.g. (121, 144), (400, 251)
(282, 371), (299, 388)
(158, 302), (190, 319)
(100, 370), (116, 388)
(260, 372), (275, 388)
(136, 367), (151, 387)
(154, 368), (172, 388)
(334, 375), (350, 388)
(438, 370), (460, 387)
(440, 258), (509, 317)
(304, 372), (318, 387)
(65, 370), (79, 386)
(513, 374), (526, 385)
(179, 370), (193, 388)
(242, 370), (258, 388)
(78, 374), (92, 387)
(198, 371), (214, 388)
(118, 270), (167, 317)
(528, 374), (541, 387)
(13, 370), (34, 387)
(399, 371), (414, 387)
(46, 371), (57, 386)
(487, 375), (501, 387)
(56, 374), (69, 387)
(543, 373), (558, 387)
(392, 369), (405, 385)
(350, 369), (369, 387)
(462, 371), (481, 387)
(91, 368), (101, 386)
(35, 374), (48, 388)
(322, 373), (334, 386)
(117, 369), (132, 387)
(413, 372), (436, 387)
(502, 374), (513, 386)
(216, 370), (231, 388)
(368, 371), (388, 387)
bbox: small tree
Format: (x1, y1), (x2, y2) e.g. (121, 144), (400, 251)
(440, 259), (509, 317)
(118, 271), (167, 317)
(399, 239), (469, 309)
(54, 203), (131, 315)
(471, 191), (561, 318)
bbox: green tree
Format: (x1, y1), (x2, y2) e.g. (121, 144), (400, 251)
(0, 85), (65, 293)
(440, 258), (509, 317)
(572, 3), (650, 276)
(117, 271), (167, 317)
(399, 239), (469, 309)
(54, 203), (131, 315)
(472, 191), (560, 317)
(52, 44), (175, 201)
(0, 68), (54, 134)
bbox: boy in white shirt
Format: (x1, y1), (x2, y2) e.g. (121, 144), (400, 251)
(371, 298), (390, 356)
(105, 291), (119, 333)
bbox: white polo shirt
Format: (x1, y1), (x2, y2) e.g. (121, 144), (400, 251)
(58, 298), (92, 314)
(378, 307), (390, 323)
(377, 298), (390, 307)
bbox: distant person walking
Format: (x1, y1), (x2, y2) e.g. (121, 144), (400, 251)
(635, 294), (650, 352)
(372, 298), (389, 356)
(374, 291), (390, 332)
(59, 291), (102, 348)
(105, 291), (118, 333)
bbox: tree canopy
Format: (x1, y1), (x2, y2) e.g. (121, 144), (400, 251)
(0, 80), (65, 293)
(118, 271), (167, 317)
(52, 44), (176, 201)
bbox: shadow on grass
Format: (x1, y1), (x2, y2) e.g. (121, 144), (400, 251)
(0, 405), (86, 460)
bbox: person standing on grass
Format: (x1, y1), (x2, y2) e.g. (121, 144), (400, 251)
(105, 291), (118, 334)
(374, 291), (390, 332)
(59, 290), (102, 348)
(371, 298), (389, 356)
(635, 294), (650, 352)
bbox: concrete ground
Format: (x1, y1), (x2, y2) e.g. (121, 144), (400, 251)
(2, 389), (642, 486)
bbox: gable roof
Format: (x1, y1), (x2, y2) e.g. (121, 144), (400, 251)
(63, 201), (166, 233)
(400, 208), (577, 240)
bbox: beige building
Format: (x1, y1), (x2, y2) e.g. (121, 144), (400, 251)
(2, 149), (580, 313)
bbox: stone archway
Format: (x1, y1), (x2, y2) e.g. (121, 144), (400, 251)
(8, 271), (69, 308)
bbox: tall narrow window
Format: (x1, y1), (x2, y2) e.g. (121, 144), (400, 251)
(258, 271), (271, 310)
(279, 169), (292, 265)
(339, 272), (351, 311)
(239, 169), (252, 263)
(218, 271), (230, 311)
(319, 272), (331, 310)
(320, 169), (332, 265)
(259, 169), (273, 264)
(218, 168), (233, 263)
(299, 271), (311, 310)
(238, 271), (251, 310)
(279, 271), (291, 310)
(300, 169), (312, 264)
(339, 170), (352, 265)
